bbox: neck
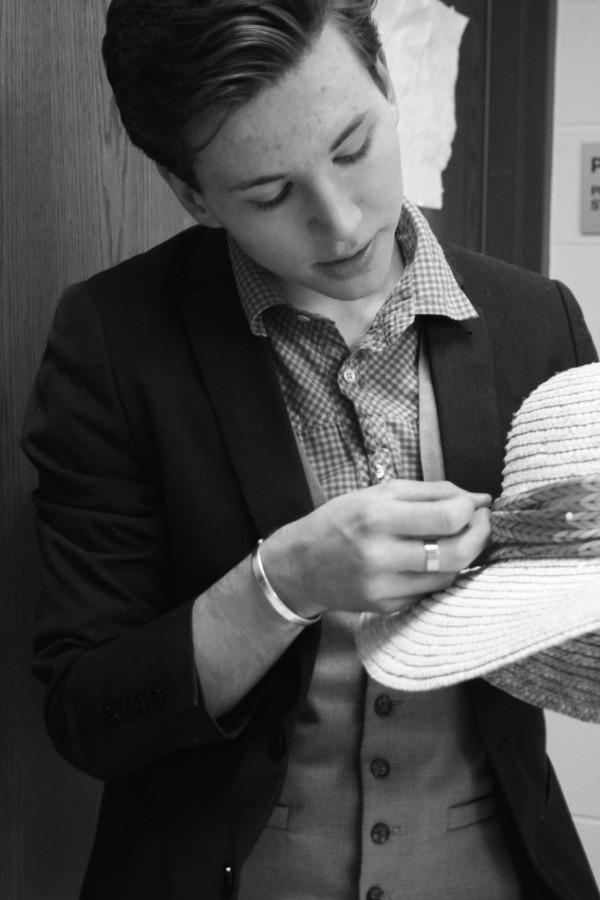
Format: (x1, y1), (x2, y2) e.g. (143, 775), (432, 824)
(282, 242), (404, 348)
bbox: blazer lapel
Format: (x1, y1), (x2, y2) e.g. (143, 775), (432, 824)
(179, 231), (504, 530)
(179, 231), (314, 538)
(422, 310), (504, 499)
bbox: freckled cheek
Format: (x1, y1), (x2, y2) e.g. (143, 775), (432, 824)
(234, 219), (308, 272)
(381, 171), (404, 215)
(219, 205), (280, 250)
(359, 142), (403, 209)
(359, 170), (403, 221)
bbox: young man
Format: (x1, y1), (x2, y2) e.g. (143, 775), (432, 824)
(22, 1), (599, 898)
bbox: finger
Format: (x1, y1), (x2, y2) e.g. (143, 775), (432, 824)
(375, 494), (487, 538)
(445, 506), (491, 568)
(379, 479), (491, 507)
(390, 507), (491, 573)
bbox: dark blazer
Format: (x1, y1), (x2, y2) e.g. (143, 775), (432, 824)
(22, 225), (599, 900)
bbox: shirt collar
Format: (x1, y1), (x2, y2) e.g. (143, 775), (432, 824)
(228, 198), (478, 337)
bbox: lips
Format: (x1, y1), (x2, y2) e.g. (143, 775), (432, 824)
(315, 235), (377, 279)
(319, 239), (372, 266)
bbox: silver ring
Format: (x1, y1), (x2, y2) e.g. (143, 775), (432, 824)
(423, 541), (441, 573)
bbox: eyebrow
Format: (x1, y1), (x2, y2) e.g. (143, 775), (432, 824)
(329, 112), (367, 153)
(228, 112), (368, 192)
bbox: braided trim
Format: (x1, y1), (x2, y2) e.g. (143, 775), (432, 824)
(490, 540), (600, 561)
(489, 477), (600, 562)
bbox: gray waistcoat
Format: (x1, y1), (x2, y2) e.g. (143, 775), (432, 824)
(238, 348), (525, 900)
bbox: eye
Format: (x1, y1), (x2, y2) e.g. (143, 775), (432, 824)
(252, 182), (292, 211)
(335, 134), (372, 166)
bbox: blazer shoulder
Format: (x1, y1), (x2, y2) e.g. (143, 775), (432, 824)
(84, 225), (230, 312)
(442, 243), (556, 297)
(441, 242), (583, 323)
(442, 243), (597, 367)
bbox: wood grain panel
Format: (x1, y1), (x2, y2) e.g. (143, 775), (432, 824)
(485, 0), (556, 272)
(1, 3), (191, 898)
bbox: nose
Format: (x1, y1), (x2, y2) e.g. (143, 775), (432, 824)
(306, 175), (362, 244)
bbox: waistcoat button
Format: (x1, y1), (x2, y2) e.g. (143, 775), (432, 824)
(370, 757), (390, 779)
(366, 885), (385, 900)
(370, 822), (391, 844)
(374, 694), (393, 716)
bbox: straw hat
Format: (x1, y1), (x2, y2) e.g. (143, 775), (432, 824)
(355, 363), (600, 695)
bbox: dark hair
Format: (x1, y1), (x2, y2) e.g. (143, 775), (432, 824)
(102, 0), (383, 186)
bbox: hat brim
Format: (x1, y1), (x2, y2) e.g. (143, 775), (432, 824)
(355, 558), (600, 690)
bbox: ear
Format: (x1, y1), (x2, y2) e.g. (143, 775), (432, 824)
(156, 165), (223, 229)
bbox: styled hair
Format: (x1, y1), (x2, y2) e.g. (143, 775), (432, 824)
(102, 0), (383, 186)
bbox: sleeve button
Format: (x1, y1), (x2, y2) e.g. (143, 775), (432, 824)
(374, 694), (393, 716)
(370, 822), (391, 844)
(366, 886), (385, 900)
(267, 729), (286, 762)
(370, 758), (390, 779)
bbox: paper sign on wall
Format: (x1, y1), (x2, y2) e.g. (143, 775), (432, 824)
(581, 144), (600, 235)
(373, 0), (469, 210)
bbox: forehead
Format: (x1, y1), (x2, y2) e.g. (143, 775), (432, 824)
(192, 22), (383, 189)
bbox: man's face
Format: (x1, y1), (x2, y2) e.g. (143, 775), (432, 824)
(185, 22), (404, 305)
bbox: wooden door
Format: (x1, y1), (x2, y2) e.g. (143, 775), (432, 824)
(1, 4), (191, 898)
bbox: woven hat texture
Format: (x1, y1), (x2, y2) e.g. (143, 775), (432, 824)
(356, 362), (600, 692)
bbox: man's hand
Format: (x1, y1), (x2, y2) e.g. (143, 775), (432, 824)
(192, 480), (490, 717)
(260, 480), (491, 619)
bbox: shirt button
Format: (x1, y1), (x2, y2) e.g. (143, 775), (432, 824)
(367, 887), (385, 900)
(374, 463), (386, 480)
(370, 822), (391, 844)
(342, 366), (357, 383)
(370, 757), (390, 779)
(374, 694), (393, 716)
(223, 864), (235, 892)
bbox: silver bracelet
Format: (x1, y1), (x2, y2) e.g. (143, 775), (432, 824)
(251, 539), (321, 627)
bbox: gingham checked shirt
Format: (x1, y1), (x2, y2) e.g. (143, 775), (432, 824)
(231, 203), (519, 900)
(229, 199), (477, 500)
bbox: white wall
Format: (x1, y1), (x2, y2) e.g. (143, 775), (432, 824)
(549, 0), (600, 346)
(547, 0), (600, 885)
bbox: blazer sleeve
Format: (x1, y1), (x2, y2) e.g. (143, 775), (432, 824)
(22, 284), (254, 781)
(483, 276), (600, 719)
(556, 277), (598, 365)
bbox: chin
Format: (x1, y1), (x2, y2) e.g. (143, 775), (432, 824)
(321, 271), (391, 302)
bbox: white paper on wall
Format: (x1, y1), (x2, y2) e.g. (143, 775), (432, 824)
(373, 0), (469, 209)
